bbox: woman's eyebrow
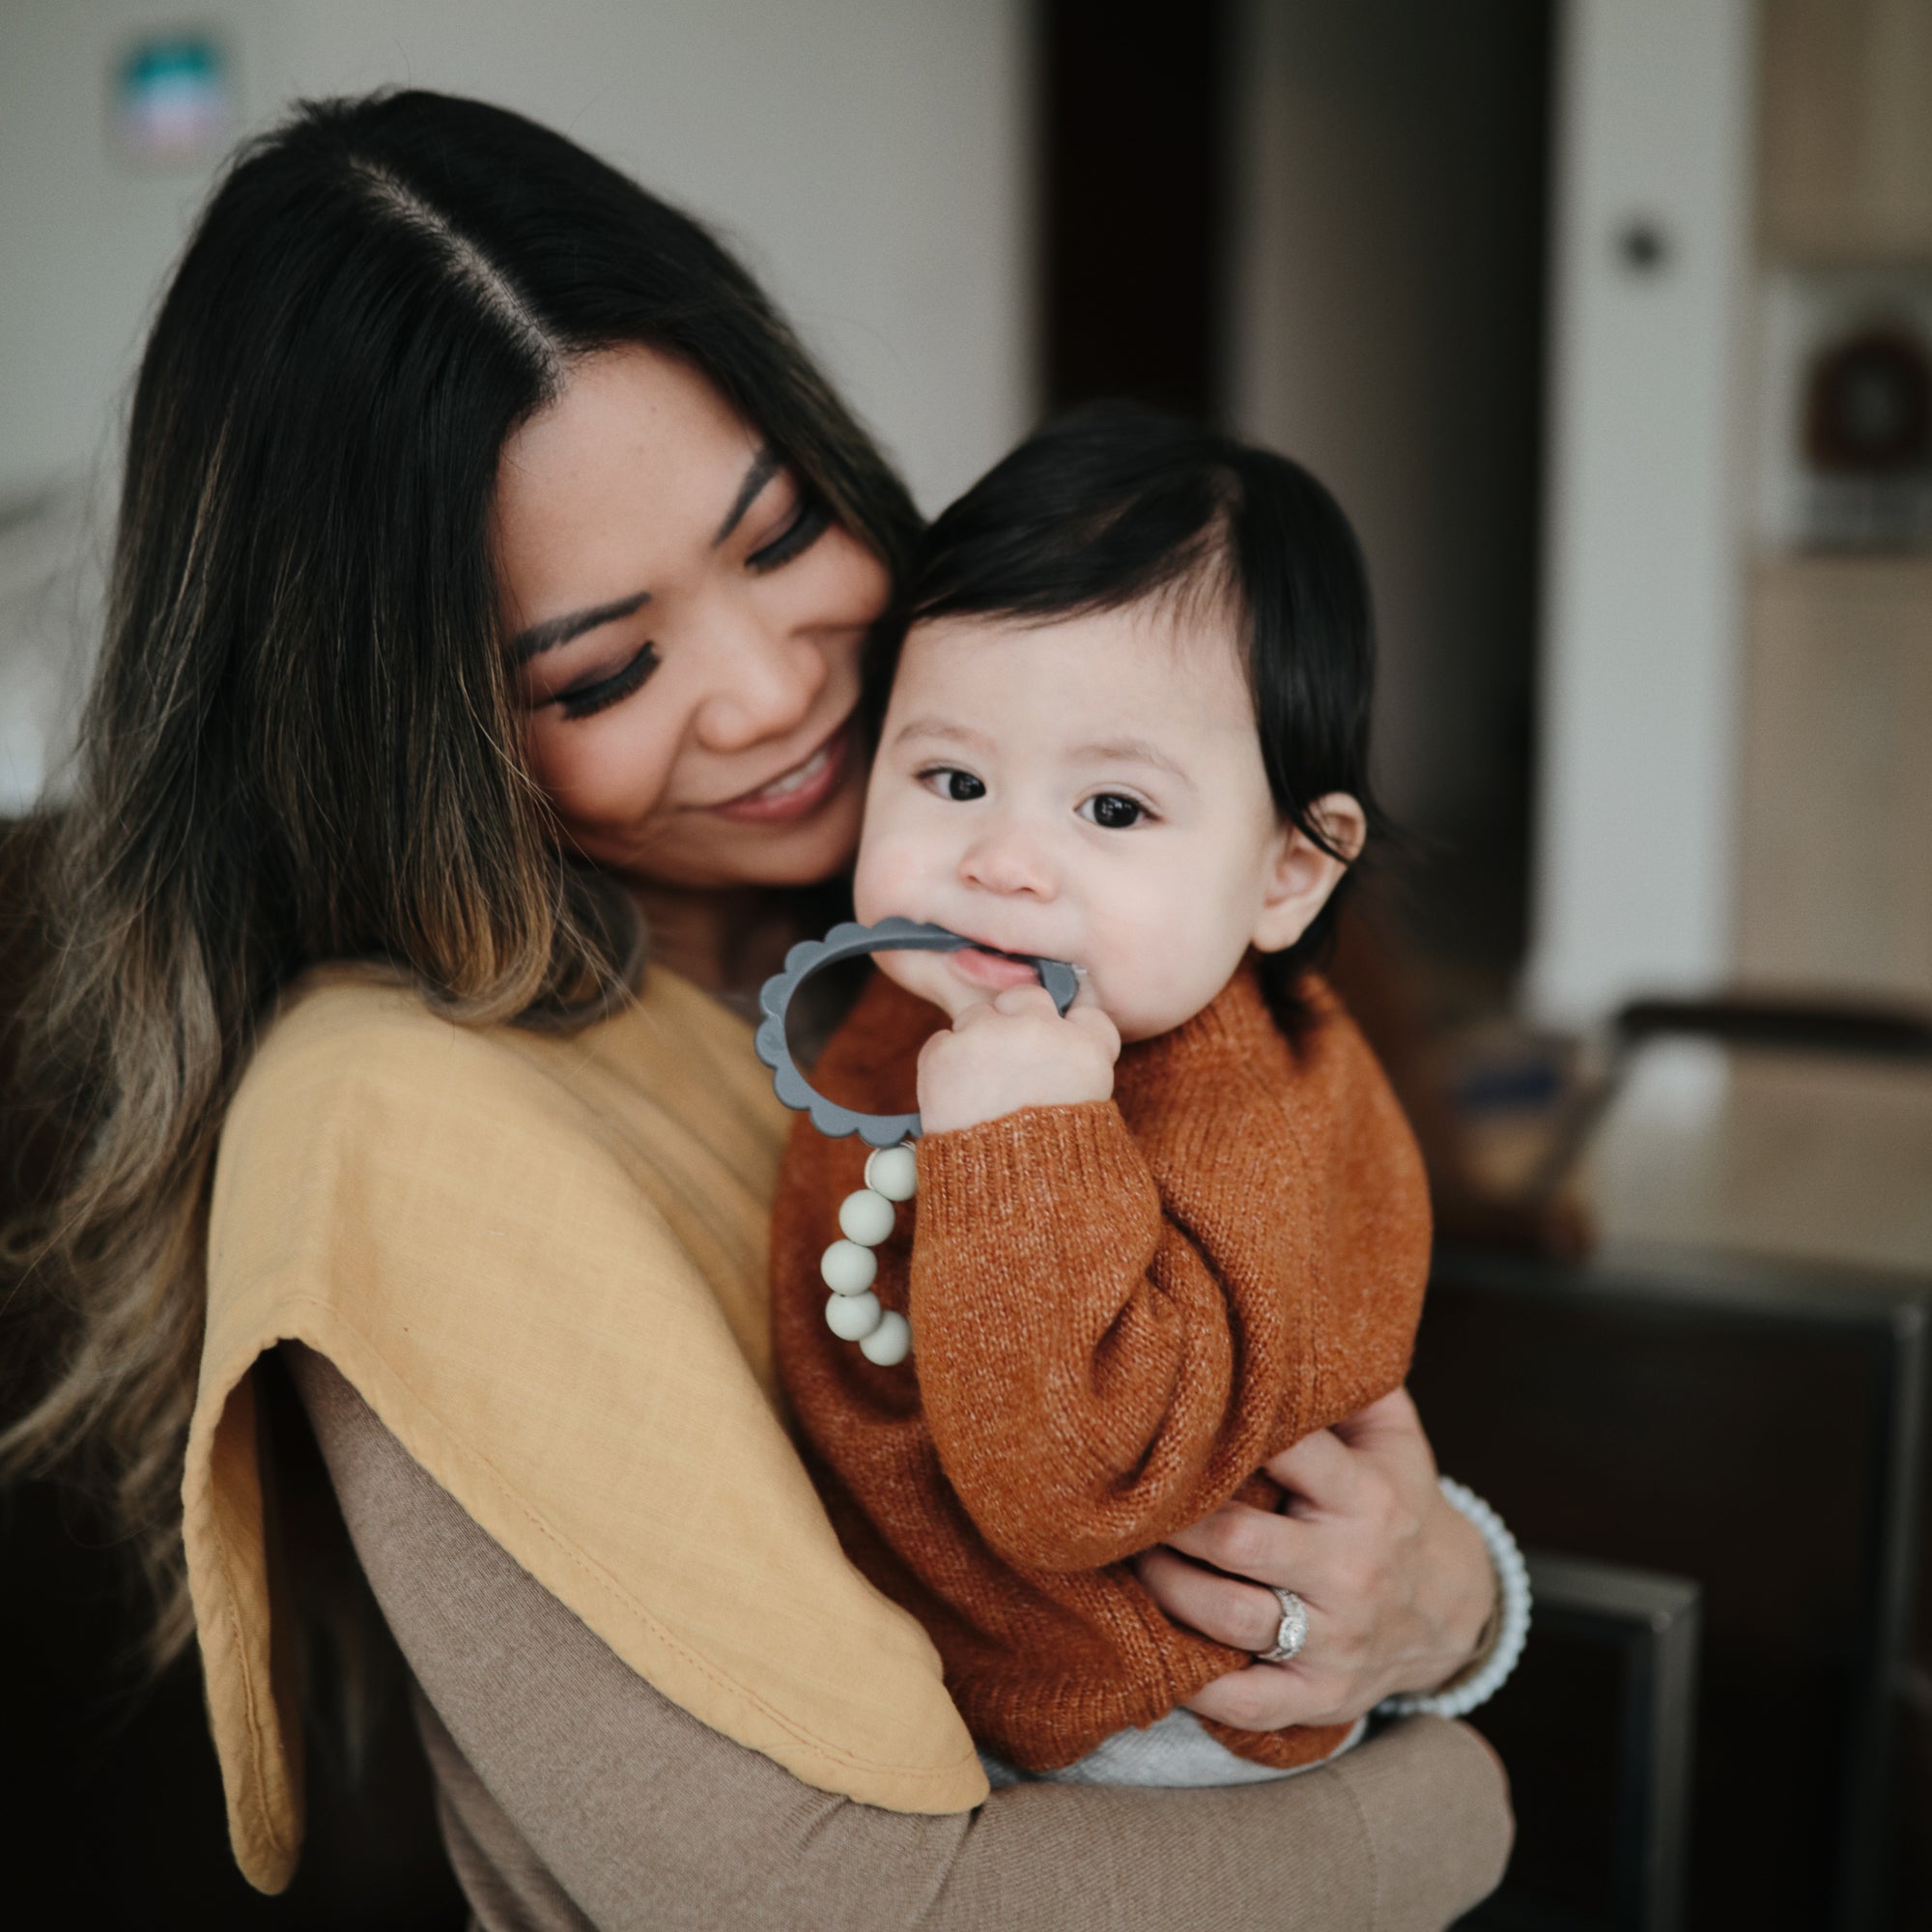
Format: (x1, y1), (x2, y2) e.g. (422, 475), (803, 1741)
(713, 444), (781, 546)
(509, 589), (651, 665)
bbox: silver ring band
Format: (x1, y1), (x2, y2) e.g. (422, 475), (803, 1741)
(1259, 1586), (1309, 1664)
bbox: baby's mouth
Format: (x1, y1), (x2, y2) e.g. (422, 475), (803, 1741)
(949, 945), (1046, 993)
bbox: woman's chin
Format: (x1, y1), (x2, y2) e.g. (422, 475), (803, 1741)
(744, 776), (865, 885)
(622, 767), (865, 894)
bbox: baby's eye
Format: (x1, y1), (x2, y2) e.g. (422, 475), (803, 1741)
(920, 766), (986, 803)
(1081, 793), (1146, 830)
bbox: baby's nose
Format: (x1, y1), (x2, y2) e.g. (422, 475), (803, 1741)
(958, 822), (1056, 897)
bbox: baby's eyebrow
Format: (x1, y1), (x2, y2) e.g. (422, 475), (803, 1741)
(890, 717), (994, 753)
(1068, 737), (1198, 791)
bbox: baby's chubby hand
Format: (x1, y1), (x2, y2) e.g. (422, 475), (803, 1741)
(916, 981), (1122, 1134)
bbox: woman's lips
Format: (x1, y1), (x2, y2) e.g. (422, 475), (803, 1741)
(708, 724), (852, 825)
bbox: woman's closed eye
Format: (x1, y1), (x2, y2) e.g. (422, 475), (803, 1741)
(1079, 791), (1152, 830)
(748, 493), (831, 573)
(917, 765), (986, 803)
(554, 641), (661, 721)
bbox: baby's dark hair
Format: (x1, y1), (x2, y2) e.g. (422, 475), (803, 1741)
(874, 401), (1386, 1027)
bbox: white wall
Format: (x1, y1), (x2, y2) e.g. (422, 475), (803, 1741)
(0, 0), (1035, 518)
(1525, 0), (1756, 1024)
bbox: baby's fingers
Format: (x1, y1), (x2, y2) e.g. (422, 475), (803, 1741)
(1065, 1002), (1122, 1061)
(989, 982), (1059, 1018)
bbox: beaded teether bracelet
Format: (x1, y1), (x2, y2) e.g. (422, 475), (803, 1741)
(754, 918), (1079, 1367)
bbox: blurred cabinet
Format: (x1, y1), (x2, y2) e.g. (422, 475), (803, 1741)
(1760, 0), (1932, 263)
(1736, 558), (1932, 1000)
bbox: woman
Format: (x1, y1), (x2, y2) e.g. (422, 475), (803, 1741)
(4, 92), (1510, 1928)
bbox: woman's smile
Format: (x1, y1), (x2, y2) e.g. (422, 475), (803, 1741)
(708, 719), (853, 824)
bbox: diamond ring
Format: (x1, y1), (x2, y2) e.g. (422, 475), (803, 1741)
(1259, 1586), (1309, 1664)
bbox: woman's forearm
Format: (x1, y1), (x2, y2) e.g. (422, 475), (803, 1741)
(289, 1347), (1509, 1931)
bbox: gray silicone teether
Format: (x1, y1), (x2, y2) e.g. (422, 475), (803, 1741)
(753, 917), (1079, 1145)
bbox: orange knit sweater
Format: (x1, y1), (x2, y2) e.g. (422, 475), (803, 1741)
(771, 959), (1432, 1775)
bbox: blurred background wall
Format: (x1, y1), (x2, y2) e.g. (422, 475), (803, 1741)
(7, 0), (1932, 1036)
(0, 0), (1035, 518)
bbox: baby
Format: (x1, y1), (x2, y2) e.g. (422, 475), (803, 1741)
(770, 405), (1431, 1787)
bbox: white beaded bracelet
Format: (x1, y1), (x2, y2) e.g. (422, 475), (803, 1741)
(1376, 1476), (1531, 1721)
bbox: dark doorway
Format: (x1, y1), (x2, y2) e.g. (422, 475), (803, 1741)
(1041, 0), (1556, 1020)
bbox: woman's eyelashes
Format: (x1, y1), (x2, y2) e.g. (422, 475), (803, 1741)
(555, 641), (661, 720)
(747, 493), (830, 573)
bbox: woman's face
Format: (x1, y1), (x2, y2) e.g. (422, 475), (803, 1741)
(497, 344), (888, 893)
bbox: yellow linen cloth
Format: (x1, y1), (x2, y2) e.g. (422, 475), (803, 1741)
(186, 964), (986, 1893)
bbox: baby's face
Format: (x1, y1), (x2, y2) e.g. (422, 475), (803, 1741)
(854, 602), (1348, 1041)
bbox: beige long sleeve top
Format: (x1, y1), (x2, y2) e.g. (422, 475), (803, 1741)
(190, 959), (1507, 1922)
(290, 1346), (1514, 1930)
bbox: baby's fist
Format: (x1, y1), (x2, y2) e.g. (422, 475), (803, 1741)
(917, 983), (1121, 1134)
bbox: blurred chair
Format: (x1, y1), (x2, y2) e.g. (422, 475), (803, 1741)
(1461, 1555), (1701, 1932)
(1335, 912), (1932, 1926)
(1415, 1230), (1927, 1931)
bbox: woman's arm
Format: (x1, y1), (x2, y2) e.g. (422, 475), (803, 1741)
(1138, 1389), (1499, 1729)
(287, 1348), (1510, 1931)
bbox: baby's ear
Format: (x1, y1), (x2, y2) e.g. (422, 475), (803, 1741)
(1250, 794), (1366, 954)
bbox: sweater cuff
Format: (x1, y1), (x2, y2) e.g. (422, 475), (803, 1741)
(913, 1101), (1159, 1253)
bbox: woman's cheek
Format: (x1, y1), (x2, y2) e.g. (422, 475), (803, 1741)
(526, 704), (679, 848)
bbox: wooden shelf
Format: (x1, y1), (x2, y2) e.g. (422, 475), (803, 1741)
(1760, 0), (1932, 264)
(1736, 554), (1932, 1001)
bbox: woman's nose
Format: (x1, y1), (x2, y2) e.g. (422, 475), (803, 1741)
(693, 607), (829, 752)
(958, 819), (1056, 899)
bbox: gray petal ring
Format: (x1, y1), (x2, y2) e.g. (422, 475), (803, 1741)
(753, 917), (1079, 1146)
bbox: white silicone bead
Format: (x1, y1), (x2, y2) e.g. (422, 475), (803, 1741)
(864, 1144), (918, 1203)
(825, 1290), (884, 1342)
(859, 1310), (911, 1366)
(838, 1188), (896, 1247)
(819, 1239), (879, 1295)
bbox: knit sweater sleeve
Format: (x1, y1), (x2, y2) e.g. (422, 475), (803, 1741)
(907, 997), (1428, 1576)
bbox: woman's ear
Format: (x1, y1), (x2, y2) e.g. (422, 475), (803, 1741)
(1251, 793), (1367, 954)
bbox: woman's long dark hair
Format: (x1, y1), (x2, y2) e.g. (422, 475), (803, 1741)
(1, 90), (919, 1664)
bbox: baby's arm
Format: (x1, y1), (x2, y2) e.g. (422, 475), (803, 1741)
(911, 988), (1362, 1576)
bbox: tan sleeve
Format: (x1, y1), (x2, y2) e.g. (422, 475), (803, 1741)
(288, 1346), (1510, 1932)
(910, 1099), (1316, 1572)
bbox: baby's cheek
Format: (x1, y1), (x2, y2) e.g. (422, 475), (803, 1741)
(852, 831), (934, 925)
(1085, 883), (1233, 1039)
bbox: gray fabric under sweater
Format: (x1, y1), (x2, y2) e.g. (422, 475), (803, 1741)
(287, 1344), (1513, 1931)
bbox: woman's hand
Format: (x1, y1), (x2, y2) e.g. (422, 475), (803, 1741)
(1133, 1388), (1495, 1731)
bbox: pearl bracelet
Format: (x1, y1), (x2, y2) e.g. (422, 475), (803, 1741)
(1376, 1477), (1531, 1721)
(817, 1142), (917, 1366)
